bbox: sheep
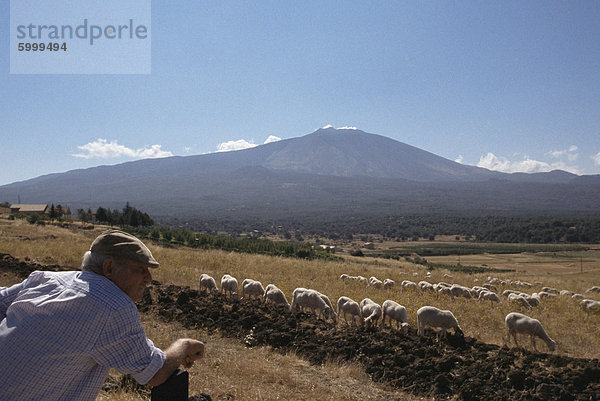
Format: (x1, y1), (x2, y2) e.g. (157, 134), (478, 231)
(317, 291), (338, 323)
(199, 273), (218, 294)
(572, 293), (585, 300)
(360, 298), (382, 328)
(220, 274), (239, 299)
(478, 290), (501, 305)
(581, 299), (600, 313)
(559, 289), (573, 297)
(586, 286), (600, 294)
(535, 291), (557, 299)
(381, 300), (409, 334)
(369, 276), (383, 289)
(383, 278), (396, 289)
(450, 284), (473, 299)
(508, 293), (532, 310)
(416, 306), (463, 340)
(290, 288), (333, 321)
(505, 312), (556, 352)
(263, 284), (290, 311)
(241, 278), (265, 300)
(401, 280), (419, 291)
(418, 281), (434, 292)
(482, 283), (498, 293)
(357, 276), (368, 285)
(541, 287), (559, 294)
(336, 296), (363, 327)
(443, 273), (453, 279)
(435, 285), (455, 301)
(339, 273), (350, 281)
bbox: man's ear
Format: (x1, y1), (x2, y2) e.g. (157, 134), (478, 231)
(102, 257), (115, 279)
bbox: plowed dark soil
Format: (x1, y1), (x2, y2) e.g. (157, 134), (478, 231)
(2, 254), (599, 401)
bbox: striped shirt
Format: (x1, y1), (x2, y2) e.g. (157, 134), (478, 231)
(0, 270), (165, 401)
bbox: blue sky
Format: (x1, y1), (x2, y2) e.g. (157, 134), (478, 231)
(1, 1), (600, 186)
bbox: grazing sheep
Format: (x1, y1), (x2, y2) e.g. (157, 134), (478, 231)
(383, 278), (396, 289)
(369, 276), (383, 289)
(401, 280), (419, 291)
(337, 296), (363, 327)
(482, 283), (498, 293)
(357, 276), (368, 285)
(199, 273), (218, 294)
(450, 284), (473, 299)
(581, 299), (600, 313)
(559, 290), (573, 297)
(381, 300), (409, 334)
(572, 293), (585, 300)
(541, 287), (559, 294)
(418, 281), (434, 292)
(360, 298), (382, 328)
(291, 289), (333, 321)
(443, 273), (453, 279)
(505, 312), (556, 352)
(339, 273), (350, 281)
(436, 285), (455, 301)
(263, 284), (290, 311)
(241, 278), (265, 300)
(416, 306), (463, 340)
(535, 291), (557, 299)
(479, 290), (501, 305)
(317, 291), (338, 323)
(508, 293), (532, 310)
(220, 274), (239, 299)
(586, 286), (600, 294)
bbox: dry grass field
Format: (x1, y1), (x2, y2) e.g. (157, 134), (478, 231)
(1, 218), (599, 400)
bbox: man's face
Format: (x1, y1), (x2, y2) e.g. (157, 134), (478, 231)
(108, 258), (152, 302)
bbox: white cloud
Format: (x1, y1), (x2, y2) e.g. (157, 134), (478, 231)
(337, 126), (358, 130)
(264, 135), (281, 144)
(321, 124), (333, 129)
(547, 145), (578, 161)
(477, 152), (581, 174)
(73, 138), (173, 159)
(455, 155), (464, 164)
(216, 139), (257, 152)
(593, 152), (600, 165)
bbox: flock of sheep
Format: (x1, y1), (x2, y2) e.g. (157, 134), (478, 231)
(198, 272), (600, 352)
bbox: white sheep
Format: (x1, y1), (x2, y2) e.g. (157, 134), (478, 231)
(586, 286), (600, 294)
(317, 291), (338, 323)
(381, 300), (409, 334)
(401, 280), (418, 291)
(535, 291), (557, 299)
(559, 289), (573, 297)
(505, 312), (556, 352)
(339, 273), (350, 281)
(383, 278), (396, 289)
(241, 278), (265, 300)
(290, 288), (333, 321)
(572, 293), (585, 300)
(416, 306), (463, 340)
(581, 299), (600, 313)
(541, 286), (559, 294)
(450, 284), (473, 299)
(360, 298), (382, 328)
(478, 290), (501, 305)
(336, 296), (363, 327)
(220, 274), (238, 299)
(369, 276), (383, 289)
(199, 273), (218, 294)
(435, 285), (455, 301)
(263, 284), (290, 311)
(508, 293), (532, 310)
(418, 281), (435, 292)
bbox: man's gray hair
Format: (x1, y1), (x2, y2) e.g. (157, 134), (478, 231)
(81, 251), (108, 275)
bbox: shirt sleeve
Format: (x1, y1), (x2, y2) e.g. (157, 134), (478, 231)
(0, 276), (32, 320)
(91, 305), (166, 385)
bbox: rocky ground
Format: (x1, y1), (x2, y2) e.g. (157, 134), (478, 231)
(2, 254), (599, 401)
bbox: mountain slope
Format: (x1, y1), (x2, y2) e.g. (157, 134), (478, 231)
(0, 127), (597, 219)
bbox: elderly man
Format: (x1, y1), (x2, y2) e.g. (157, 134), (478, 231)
(0, 229), (204, 401)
